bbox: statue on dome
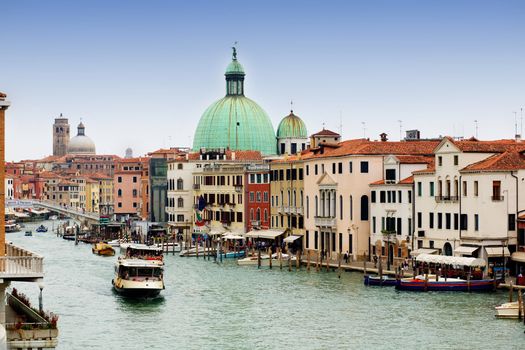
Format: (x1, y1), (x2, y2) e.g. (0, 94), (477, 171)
(232, 44), (237, 60)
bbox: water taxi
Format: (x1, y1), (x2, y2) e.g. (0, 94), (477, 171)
(395, 254), (496, 292)
(364, 275), (397, 286)
(112, 258), (164, 297)
(92, 242), (115, 256)
(237, 253), (296, 266)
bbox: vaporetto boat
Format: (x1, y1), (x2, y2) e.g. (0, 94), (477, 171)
(112, 258), (164, 298)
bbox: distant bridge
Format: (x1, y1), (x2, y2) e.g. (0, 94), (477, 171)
(6, 199), (100, 225)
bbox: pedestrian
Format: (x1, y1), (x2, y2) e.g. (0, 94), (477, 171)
(344, 250), (349, 264)
(373, 254), (378, 268)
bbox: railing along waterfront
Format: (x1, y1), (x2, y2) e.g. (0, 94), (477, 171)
(0, 243), (44, 278)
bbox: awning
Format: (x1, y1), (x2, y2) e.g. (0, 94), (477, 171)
(416, 253), (486, 267)
(222, 234), (244, 240)
(245, 230), (286, 239)
(410, 248), (438, 257)
(283, 235), (302, 243)
(511, 251), (525, 263)
(206, 230), (225, 236)
(485, 246), (511, 257)
(455, 246), (479, 255)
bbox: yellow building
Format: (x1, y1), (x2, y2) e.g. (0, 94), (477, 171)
(270, 156), (305, 244)
(85, 179), (100, 213)
(91, 173), (114, 215)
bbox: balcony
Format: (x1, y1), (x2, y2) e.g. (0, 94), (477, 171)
(277, 206), (284, 214)
(0, 243), (44, 281)
(250, 220), (260, 228)
(192, 184), (200, 190)
(434, 195), (459, 203)
(314, 216), (336, 228)
(491, 195), (504, 201)
(234, 184), (243, 193)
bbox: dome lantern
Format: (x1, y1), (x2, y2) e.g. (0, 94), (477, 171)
(67, 121), (96, 155)
(225, 46), (245, 96)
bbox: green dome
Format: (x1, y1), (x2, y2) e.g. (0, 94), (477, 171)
(277, 111), (308, 138)
(225, 60), (245, 75)
(193, 96), (276, 155)
(193, 49), (276, 155)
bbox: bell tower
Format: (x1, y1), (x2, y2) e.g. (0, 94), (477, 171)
(53, 114), (70, 156)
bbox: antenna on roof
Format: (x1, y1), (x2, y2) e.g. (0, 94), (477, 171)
(398, 120), (402, 141)
(474, 120), (478, 139)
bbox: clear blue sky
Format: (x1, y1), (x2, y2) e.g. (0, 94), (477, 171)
(2, 0), (525, 161)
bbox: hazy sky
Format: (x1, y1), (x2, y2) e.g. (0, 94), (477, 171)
(2, 0), (525, 161)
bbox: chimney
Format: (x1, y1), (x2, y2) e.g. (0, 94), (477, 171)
(516, 134), (522, 143)
(380, 133), (388, 142)
(231, 152), (236, 160)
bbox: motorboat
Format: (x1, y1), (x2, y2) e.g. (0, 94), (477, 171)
(395, 253), (496, 292)
(92, 242), (115, 256)
(49, 215), (58, 220)
(5, 222), (21, 233)
(24, 231), (32, 237)
(179, 245), (209, 257)
(112, 258), (164, 297)
(495, 300), (521, 319)
(237, 253), (296, 266)
(35, 225), (48, 233)
(218, 250), (245, 259)
(396, 275), (496, 292)
(364, 275), (397, 286)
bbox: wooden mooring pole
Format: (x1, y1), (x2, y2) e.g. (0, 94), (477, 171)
(306, 250), (311, 272)
(296, 250), (300, 270)
(337, 253), (342, 279)
(279, 248), (283, 270)
(268, 248), (273, 269)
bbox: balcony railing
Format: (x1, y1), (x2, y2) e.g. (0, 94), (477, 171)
(314, 216), (336, 228)
(193, 184), (200, 190)
(234, 184), (243, 193)
(491, 195), (504, 201)
(434, 195), (459, 203)
(251, 220), (260, 228)
(0, 243), (44, 280)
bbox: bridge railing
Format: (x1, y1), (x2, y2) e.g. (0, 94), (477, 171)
(33, 199), (100, 220)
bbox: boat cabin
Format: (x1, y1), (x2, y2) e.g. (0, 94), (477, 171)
(123, 244), (163, 260)
(116, 260), (163, 282)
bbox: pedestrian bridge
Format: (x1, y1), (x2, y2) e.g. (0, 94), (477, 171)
(6, 199), (100, 225)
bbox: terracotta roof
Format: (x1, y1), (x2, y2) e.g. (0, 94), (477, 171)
(395, 155), (433, 164)
(90, 172), (112, 180)
(117, 157), (149, 163)
(370, 175), (414, 186)
(311, 128), (340, 137)
(461, 151), (525, 172)
(303, 139), (440, 160)
(444, 136), (525, 153)
(399, 175), (415, 184)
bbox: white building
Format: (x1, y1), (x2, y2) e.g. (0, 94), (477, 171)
(303, 138), (439, 261)
(369, 155), (432, 266)
(413, 137), (525, 272)
(4, 176), (14, 200)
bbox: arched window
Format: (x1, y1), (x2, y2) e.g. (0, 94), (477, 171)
(256, 208), (261, 221)
(264, 209), (268, 222)
(443, 242), (453, 256)
(360, 195), (369, 221)
(339, 195), (343, 220)
(300, 190), (303, 207)
(177, 163), (183, 170)
(287, 190), (291, 206)
(315, 195), (318, 216)
(293, 190), (297, 206)
(177, 198), (184, 208)
(177, 178), (183, 190)
(250, 209), (254, 220)
(350, 195), (353, 220)
(117, 189), (122, 197)
(306, 196), (309, 218)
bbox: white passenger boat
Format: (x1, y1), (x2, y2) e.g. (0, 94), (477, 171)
(155, 242), (181, 253)
(237, 253), (296, 266)
(112, 258), (164, 298)
(120, 243), (163, 262)
(5, 222), (21, 233)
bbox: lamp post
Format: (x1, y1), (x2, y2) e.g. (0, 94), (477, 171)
(38, 282), (44, 313)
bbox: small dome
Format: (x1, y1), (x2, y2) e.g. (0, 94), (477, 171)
(225, 60), (245, 75)
(68, 122), (96, 155)
(277, 111), (308, 138)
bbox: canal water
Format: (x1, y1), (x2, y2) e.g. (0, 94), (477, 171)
(8, 220), (525, 349)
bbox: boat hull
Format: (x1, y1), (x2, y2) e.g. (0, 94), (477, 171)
(112, 278), (163, 298)
(396, 278), (496, 292)
(364, 275), (397, 286)
(495, 302), (520, 318)
(93, 248), (115, 256)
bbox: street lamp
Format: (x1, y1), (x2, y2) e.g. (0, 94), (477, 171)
(38, 281), (44, 313)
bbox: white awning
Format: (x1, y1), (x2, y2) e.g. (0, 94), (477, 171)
(283, 235), (302, 243)
(511, 252), (525, 263)
(245, 230), (286, 239)
(455, 246), (479, 255)
(416, 253), (486, 267)
(222, 234), (244, 240)
(485, 246), (511, 257)
(410, 248), (438, 257)
(207, 230), (226, 236)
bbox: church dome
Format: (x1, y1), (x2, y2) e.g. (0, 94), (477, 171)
(277, 111), (308, 138)
(68, 122), (96, 155)
(192, 49), (276, 155)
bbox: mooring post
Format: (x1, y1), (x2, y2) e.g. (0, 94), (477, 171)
(279, 248), (283, 270)
(306, 250), (311, 272)
(337, 252), (342, 279)
(268, 248), (272, 269)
